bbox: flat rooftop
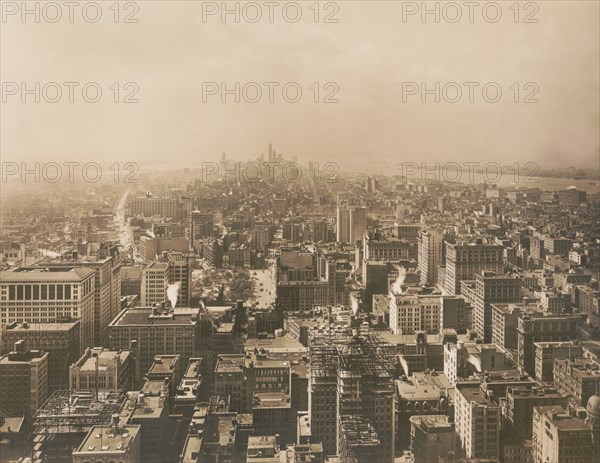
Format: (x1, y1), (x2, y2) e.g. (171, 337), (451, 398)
(1, 267), (95, 281)
(253, 392), (291, 409)
(409, 415), (454, 432)
(215, 355), (244, 373)
(130, 395), (165, 420)
(536, 406), (590, 431)
(79, 350), (129, 372)
(245, 334), (307, 353)
(111, 307), (199, 326)
(147, 355), (179, 375)
(458, 386), (495, 405)
(74, 424), (140, 455)
(4, 320), (79, 331)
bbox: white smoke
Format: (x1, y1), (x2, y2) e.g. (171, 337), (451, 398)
(399, 355), (410, 376)
(350, 293), (359, 315)
(391, 265), (406, 295)
(467, 354), (482, 372)
(167, 282), (181, 308)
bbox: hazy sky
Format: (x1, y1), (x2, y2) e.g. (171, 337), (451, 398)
(1, 1), (599, 170)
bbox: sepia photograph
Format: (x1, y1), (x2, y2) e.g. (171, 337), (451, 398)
(0, 1), (599, 462)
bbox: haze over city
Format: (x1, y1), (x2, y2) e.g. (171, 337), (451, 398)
(1, 1), (599, 167)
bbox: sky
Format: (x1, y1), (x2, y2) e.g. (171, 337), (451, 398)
(1, 1), (599, 171)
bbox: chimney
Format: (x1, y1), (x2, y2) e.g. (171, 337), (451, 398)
(14, 340), (25, 353)
(111, 413), (120, 430)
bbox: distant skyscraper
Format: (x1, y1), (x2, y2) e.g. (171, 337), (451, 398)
(336, 205), (367, 244)
(418, 228), (444, 286)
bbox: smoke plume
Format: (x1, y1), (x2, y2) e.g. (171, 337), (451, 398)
(399, 355), (410, 376)
(391, 265), (406, 295)
(350, 293), (359, 315)
(167, 282), (181, 308)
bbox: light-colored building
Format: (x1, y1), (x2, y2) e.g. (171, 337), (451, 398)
(44, 254), (122, 346)
(70, 347), (133, 391)
(140, 262), (169, 306)
(0, 266), (96, 351)
(444, 341), (510, 385)
(455, 383), (500, 460)
(443, 243), (504, 295)
(336, 205), (366, 244)
(128, 196), (185, 219)
(390, 293), (441, 335)
(363, 235), (414, 261)
(532, 405), (597, 463)
(418, 228), (444, 286)
(72, 420), (141, 463)
(462, 272), (522, 343)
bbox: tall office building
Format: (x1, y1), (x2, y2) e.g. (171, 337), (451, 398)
(43, 253), (122, 346)
(2, 320), (80, 393)
(463, 272), (522, 343)
(140, 262), (169, 306)
(167, 254), (192, 307)
(517, 307), (586, 377)
(532, 404), (598, 463)
(0, 266), (96, 351)
(455, 383), (500, 460)
(108, 304), (200, 374)
(418, 228), (444, 286)
(443, 243), (504, 295)
(252, 223), (274, 251)
(389, 294), (441, 335)
(336, 205), (367, 244)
